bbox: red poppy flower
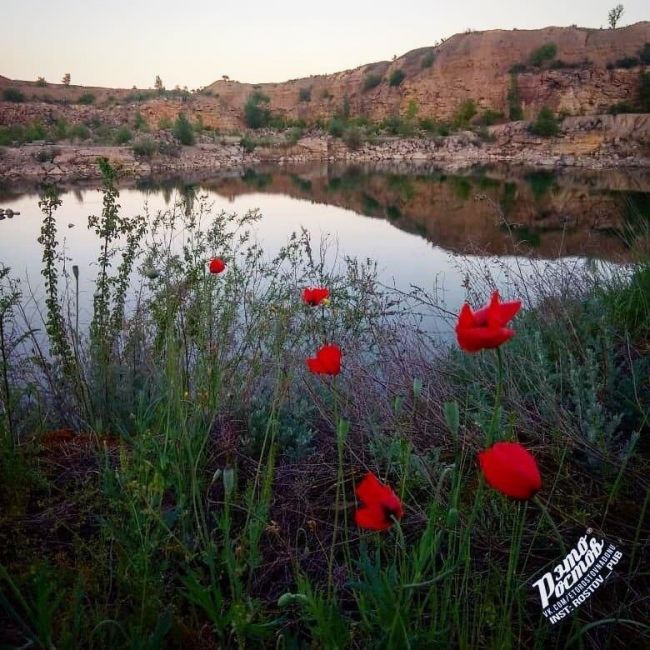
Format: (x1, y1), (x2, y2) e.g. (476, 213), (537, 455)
(478, 441), (542, 500)
(354, 472), (404, 531)
(455, 291), (521, 353)
(302, 287), (330, 306)
(306, 344), (341, 375)
(209, 258), (226, 274)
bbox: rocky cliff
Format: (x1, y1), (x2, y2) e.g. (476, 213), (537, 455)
(1, 23), (649, 130)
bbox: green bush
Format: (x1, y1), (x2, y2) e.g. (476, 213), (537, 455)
(327, 116), (346, 138)
(362, 73), (382, 92)
(529, 43), (557, 67)
(3, 88), (24, 103)
(641, 43), (650, 65)
(454, 99), (477, 127)
(342, 126), (364, 150)
(244, 91), (271, 129)
(68, 123), (91, 141)
(640, 72), (650, 112)
(509, 63), (528, 74)
(172, 113), (195, 145)
(77, 93), (96, 105)
(529, 106), (560, 137)
(36, 77), (47, 87)
(507, 74), (524, 120)
(614, 57), (639, 69)
(240, 134), (257, 152)
(158, 116), (173, 130)
(421, 51), (435, 69)
(298, 87), (311, 102)
(418, 117), (436, 132)
(478, 109), (503, 126)
(132, 137), (157, 157)
(609, 101), (637, 115)
(134, 112), (148, 130)
(114, 126), (133, 144)
(388, 69), (406, 87)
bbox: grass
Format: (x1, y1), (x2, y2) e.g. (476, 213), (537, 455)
(0, 160), (648, 648)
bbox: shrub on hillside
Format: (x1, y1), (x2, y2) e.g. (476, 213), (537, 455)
(478, 109), (503, 126)
(114, 126), (133, 145)
(36, 77), (47, 87)
(68, 123), (91, 141)
(454, 99), (477, 127)
(342, 126), (364, 150)
(328, 116), (346, 138)
(529, 106), (560, 137)
(388, 69), (406, 87)
(298, 87), (311, 102)
(362, 73), (382, 92)
(134, 112), (148, 131)
(172, 113), (195, 145)
(529, 43), (557, 67)
(3, 88), (25, 103)
(32, 147), (59, 163)
(641, 43), (650, 65)
(507, 74), (524, 120)
(132, 137), (157, 157)
(640, 72), (650, 112)
(244, 91), (271, 129)
(77, 93), (96, 105)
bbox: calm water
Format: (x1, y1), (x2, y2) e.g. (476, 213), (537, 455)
(0, 162), (647, 333)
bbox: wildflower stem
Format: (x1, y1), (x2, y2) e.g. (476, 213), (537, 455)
(533, 495), (566, 554)
(487, 347), (504, 445)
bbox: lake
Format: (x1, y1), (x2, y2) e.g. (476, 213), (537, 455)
(0, 162), (647, 336)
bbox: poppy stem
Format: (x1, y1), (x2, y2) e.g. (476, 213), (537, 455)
(533, 495), (567, 554)
(487, 347), (504, 445)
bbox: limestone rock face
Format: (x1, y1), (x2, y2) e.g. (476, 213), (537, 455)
(203, 23), (650, 124)
(2, 23), (648, 130)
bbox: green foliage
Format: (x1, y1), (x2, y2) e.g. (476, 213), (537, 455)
(3, 88), (24, 103)
(68, 123), (90, 141)
(611, 56), (639, 69)
(327, 116), (346, 138)
(388, 69), (406, 87)
(640, 72), (650, 112)
(244, 91), (271, 129)
(132, 137), (157, 157)
(36, 77), (47, 87)
(454, 99), (477, 127)
(172, 113), (195, 145)
(342, 126), (364, 150)
(641, 43), (650, 64)
(134, 111), (148, 130)
(114, 125), (133, 144)
(507, 74), (524, 120)
(298, 87), (311, 102)
(529, 106), (560, 137)
(32, 147), (59, 163)
(157, 115), (172, 130)
(421, 50), (436, 68)
(478, 109), (503, 126)
(240, 134), (257, 152)
(362, 73), (382, 92)
(529, 42), (558, 67)
(77, 93), (95, 105)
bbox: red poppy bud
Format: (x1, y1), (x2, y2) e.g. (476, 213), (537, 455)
(455, 291), (521, 353)
(306, 344), (341, 375)
(354, 472), (404, 531)
(479, 441), (542, 500)
(209, 258), (226, 274)
(302, 287), (330, 306)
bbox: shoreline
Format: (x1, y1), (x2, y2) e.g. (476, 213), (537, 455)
(1, 114), (649, 184)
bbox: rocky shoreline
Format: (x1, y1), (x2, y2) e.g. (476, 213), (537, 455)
(1, 114), (648, 183)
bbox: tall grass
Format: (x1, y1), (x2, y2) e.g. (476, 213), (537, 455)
(0, 160), (648, 648)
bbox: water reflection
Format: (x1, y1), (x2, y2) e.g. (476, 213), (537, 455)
(2, 162), (646, 260)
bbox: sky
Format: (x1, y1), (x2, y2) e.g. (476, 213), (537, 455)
(2, 1), (648, 89)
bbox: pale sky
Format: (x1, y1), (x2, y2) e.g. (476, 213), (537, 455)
(2, 1), (648, 89)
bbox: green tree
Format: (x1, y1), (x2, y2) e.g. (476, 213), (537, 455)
(172, 113), (195, 145)
(389, 69), (406, 87)
(529, 107), (560, 137)
(608, 4), (624, 29)
(244, 91), (271, 129)
(62, 73), (71, 86)
(155, 75), (164, 93)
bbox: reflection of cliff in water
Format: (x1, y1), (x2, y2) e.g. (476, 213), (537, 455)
(198, 163), (649, 260)
(1, 163), (648, 260)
